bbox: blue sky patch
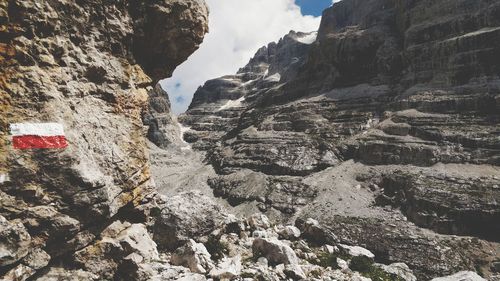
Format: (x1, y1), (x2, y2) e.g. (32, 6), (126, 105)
(295, 0), (332, 16)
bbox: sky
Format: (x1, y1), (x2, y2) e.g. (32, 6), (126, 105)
(162, 0), (337, 114)
(296, 0), (335, 16)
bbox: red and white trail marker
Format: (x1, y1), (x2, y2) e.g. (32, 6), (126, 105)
(10, 123), (68, 149)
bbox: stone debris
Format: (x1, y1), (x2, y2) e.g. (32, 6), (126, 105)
(431, 271), (487, 281)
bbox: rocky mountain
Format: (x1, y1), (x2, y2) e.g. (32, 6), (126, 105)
(0, 0), (208, 279)
(179, 0), (500, 279)
(1, 0), (499, 280)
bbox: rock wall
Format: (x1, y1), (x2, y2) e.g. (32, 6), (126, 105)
(0, 0), (208, 279)
(181, 0), (500, 279)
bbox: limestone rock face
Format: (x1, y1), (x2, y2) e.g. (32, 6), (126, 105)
(180, 0), (500, 279)
(143, 83), (183, 148)
(0, 0), (208, 279)
(153, 191), (228, 250)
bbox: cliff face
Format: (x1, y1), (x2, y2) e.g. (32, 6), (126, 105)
(181, 0), (500, 279)
(0, 0), (208, 279)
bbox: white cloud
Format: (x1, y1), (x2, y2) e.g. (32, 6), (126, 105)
(161, 0), (321, 114)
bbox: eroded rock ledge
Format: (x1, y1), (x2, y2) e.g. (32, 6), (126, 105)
(0, 0), (207, 279)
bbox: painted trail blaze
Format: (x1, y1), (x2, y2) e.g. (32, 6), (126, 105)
(10, 123), (68, 149)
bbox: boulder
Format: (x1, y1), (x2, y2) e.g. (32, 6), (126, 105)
(0, 247), (51, 281)
(210, 255), (242, 279)
(153, 191), (228, 250)
(0, 216), (31, 266)
(22, 248), (51, 270)
(171, 239), (214, 274)
(277, 225), (301, 240)
(377, 263), (417, 281)
(252, 238), (299, 265)
(284, 264), (307, 280)
(2, 264), (35, 281)
(246, 213), (271, 230)
(74, 221), (159, 278)
(252, 230), (270, 239)
(339, 244), (375, 259)
(296, 218), (338, 245)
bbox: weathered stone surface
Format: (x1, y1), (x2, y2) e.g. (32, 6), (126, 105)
(36, 268), (99, 281)
(208, 169), (318, 216)
(338, 244), (375, 260)
(130, 0), (209, 81)
(296, 218), (338, 246)
(431, 271), (487, 281)
(0, 215), (31, 266)
(2, 264), (34, 281)
(377, 263), (417, 281)
(22, 248), (51, 270)
(374, 170), (500, 240)
(209, 255), (242, 279)
(143, 83), (183, 148)
(117, 260), (208, 281)
(246, 213), (271, 230)
(252, 238), (299, 265)
(0, 0), (208, 278)
(74, 221), (159, 278)
(171, 239), (214, 274)
(277, 225), (301, 240)
(284, 263), (307, 280)
(153, 191), (228, 250)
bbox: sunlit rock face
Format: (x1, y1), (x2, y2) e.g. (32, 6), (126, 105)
(181, 0), (500, 279)
(0, 0), (208, 279)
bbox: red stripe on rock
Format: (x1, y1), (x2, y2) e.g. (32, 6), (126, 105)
(13, 135), (68, 149)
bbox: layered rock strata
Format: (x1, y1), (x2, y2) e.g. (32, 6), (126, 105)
(180, 0), (500, 279)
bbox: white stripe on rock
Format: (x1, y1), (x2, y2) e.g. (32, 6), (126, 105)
(0, 174), (9, 184)
(10, 123), (65, 136)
